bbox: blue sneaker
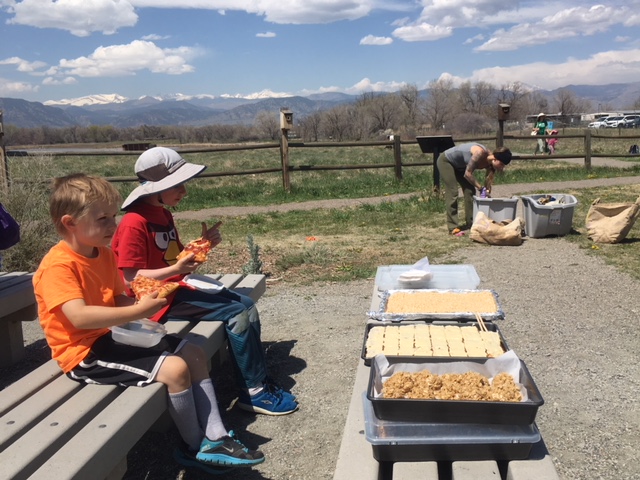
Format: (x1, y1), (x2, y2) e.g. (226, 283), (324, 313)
(238, 387), (299, 415)
(196, 431), (265, 467)
(264, 381), (297, 402)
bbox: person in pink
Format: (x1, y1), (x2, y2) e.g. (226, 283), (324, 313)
(547, 130), (559, 155)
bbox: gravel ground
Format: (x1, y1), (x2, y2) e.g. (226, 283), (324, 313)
(4, 163), (640, 480)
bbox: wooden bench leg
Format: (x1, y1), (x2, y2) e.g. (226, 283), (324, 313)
(0, 312), (27, 367)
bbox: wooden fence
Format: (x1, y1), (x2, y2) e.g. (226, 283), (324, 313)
(2, 130), (640, 193)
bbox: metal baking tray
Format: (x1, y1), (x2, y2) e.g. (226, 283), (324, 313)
(360, 320), (510, 366)
(363, 394), (541, 462)
(367, 289), (504, 322)
(367, 355), (544, 425)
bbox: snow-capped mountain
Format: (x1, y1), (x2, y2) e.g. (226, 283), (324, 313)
(43, 93), (129, 107)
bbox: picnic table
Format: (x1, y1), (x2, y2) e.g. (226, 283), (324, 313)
(332, 267), (560, 480)
(0, 272), (38, 367)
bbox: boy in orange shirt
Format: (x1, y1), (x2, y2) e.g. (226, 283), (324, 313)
(33, 173), (264, 474)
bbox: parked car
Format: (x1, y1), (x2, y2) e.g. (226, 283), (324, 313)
(588, 118), (608, 128)
(622, 115), (640, 128)
(603, 115), (626, 128)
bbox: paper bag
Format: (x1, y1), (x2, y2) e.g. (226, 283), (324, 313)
(586, 196), (640, 244)
(470, 211), (524, 246)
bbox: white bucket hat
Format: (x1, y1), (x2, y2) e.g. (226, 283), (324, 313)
(121, 147), (206, 209)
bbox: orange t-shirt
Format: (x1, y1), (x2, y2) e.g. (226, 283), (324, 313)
(33, 241), (126, 373)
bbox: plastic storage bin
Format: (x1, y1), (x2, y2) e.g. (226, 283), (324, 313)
(520, 194), (578, 238)
(374, 264), (480, 291)
(473, 196), (519, 222)
(363, 394), (541, 462)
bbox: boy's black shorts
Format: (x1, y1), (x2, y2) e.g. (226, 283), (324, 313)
(67, 333), (186, 387)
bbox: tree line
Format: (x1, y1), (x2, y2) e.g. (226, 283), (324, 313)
(4, 80), (638, 147)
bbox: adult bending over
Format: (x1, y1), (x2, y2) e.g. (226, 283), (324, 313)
(436, 143), (512, 234)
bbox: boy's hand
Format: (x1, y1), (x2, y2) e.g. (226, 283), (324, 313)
(136, 291), (167, 317)
(201, 221), (222, 248)
(174, 253), (201, 274)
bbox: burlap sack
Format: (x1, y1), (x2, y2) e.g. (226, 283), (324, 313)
(470, 211), (524, 246)
(586, 197), (640, 244)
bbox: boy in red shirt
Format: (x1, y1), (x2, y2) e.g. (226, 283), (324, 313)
(33, 174), (264, 474)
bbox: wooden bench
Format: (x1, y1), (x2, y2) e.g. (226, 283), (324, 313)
(0, 272), (38, 367)
(332, 284), (560, 480)
(0, 273), (266, 480)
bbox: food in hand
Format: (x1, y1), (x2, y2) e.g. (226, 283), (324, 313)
(130, 275), (180, 300)
(176, 237), (212, 263)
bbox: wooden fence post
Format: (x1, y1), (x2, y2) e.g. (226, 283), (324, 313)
(280, 131), (291, 192)
(393, 135), (402, 180)
(584, 129), (592, 170)
(0, 111), (8, 195)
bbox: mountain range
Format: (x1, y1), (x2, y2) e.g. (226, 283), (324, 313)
(1, 82), (639, 129)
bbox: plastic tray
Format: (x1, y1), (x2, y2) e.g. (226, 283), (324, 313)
(367, 356), (544, 425)
(361, 320), (510, 366)
(110, 318), (166, 348)
(363, 394), (540, 462)
(375, 264), (480, 291)
(368, 289), (504, 322)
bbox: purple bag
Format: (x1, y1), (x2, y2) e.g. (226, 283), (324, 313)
(0, 203), (20, 250)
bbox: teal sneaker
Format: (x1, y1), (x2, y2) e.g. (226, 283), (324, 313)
(238, 387), (299, 415)
(173, 442), (233, 474)
(196, 431), (265, 467)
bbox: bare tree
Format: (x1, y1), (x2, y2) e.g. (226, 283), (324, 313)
(299, 111), (323, 141)
(423, 78), (455, 132)
(398, 84), (421, 133)
(254, 110), (280, 141)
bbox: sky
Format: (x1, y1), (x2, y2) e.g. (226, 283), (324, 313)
(0, 0), (639, 104)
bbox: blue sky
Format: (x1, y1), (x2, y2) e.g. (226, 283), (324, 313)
(0, 1), (639, 104)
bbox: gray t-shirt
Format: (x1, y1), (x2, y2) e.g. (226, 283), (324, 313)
(444, 143), (487, 171)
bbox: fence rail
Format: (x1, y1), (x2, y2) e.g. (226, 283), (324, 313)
(2, 130), (640, 193)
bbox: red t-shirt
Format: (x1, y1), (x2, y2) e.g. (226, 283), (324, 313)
(112, 203), (183, 319)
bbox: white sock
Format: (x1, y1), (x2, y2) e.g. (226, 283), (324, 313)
(192, 378), (228, 440)
(167, 387), (203, 450)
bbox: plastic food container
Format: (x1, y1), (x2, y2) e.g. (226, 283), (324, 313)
(473, 196), (519, 223)
(367, 355), (544, 425)
(110, 318), (167, 348)
(520, 194), (578, 238)
(361, 320), (510, 366)
(363, 394), (541, 462)
(375, 264), (480, 291)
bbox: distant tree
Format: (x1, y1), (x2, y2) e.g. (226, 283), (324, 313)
(299, 111), (322, 141)
(423, 77), (455, 132)
(254, 110), (280, 141)
(398, 84), (421, 133)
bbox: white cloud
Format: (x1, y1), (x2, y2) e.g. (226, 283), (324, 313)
(0, 77), (39, 95)
(445, 48), (640, 90)
(360, 35), (393, 46)
(141, 34), (170, 41)
(0, 56), (48, 73)
(8, 0), (138, 36)
(55, 40), (201, 77)
(256, 31), (276, 38)
(393, 23), (452, 42)
(345, 77), (408, 94)
(42, 76), (77, 85)
(475, 5), (633, 52)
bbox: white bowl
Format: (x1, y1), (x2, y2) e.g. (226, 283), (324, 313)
(110, 318), (166, 348)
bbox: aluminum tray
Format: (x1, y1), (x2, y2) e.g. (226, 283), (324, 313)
(367, 355), (544, 425)
(363, 394), (540, 462)
(360, 320), (510, 366)
(367, 289), (504, 322)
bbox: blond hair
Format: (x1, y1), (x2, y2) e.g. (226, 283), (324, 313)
(49, 174), (122, 236)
